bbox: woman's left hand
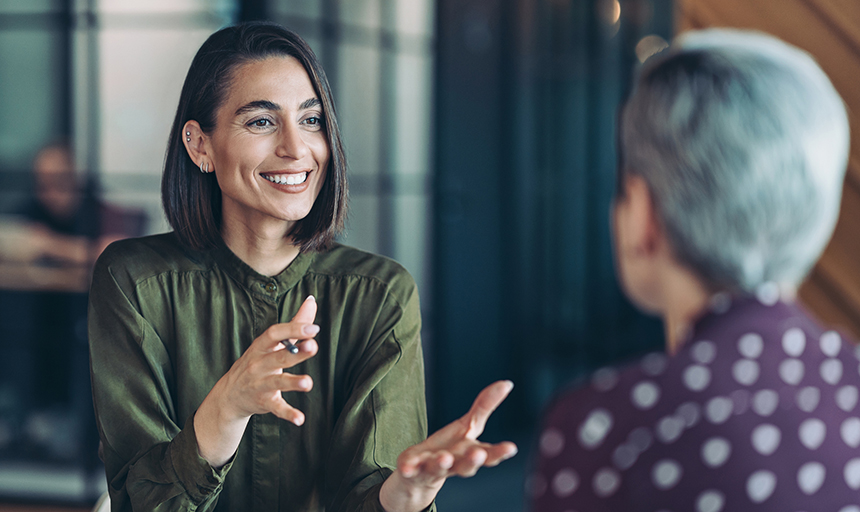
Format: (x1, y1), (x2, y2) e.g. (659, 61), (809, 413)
(378, 380), (518, 512)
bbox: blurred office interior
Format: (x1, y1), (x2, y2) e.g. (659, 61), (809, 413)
(0, 0), (858, 510)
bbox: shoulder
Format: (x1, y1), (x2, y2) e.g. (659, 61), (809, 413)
(307, 243), (417, 303)
(94, 232), (210, 291)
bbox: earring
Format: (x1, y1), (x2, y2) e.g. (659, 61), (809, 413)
(199, 162), (212, 173)
(199, 161), (206, 173)
(186, 131), (191, 142)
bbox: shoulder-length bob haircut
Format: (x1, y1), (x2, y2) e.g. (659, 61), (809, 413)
(162, 21), (347, 253)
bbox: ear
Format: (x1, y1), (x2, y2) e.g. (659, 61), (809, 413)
(621, 174), (663, 258)
(182, 120), (214, 173)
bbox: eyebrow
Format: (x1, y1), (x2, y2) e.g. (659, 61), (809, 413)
(300, 97), (322, 110)
(235, 100), (279, 116)
(234, 98), (321, 116)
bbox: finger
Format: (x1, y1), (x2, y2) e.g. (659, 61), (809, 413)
(269, 372), (314, 393)
(398, 450), (434, 479)
(269, 339), (318, 370)
(412, 451), (454, 481)
(260, 322), (320, 351)
(461, 380), (514, 439)
(291, 295), (317, 325)
(451, 446), (487, 477)
(481, 441), (518, 467)
(268, 396), (306, 426)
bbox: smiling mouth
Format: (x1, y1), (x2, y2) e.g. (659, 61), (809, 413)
(263, 172), (309, 186)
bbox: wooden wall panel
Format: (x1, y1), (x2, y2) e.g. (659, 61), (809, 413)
(677, 0), (860, 337)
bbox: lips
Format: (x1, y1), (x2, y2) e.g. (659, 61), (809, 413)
(262, 172), (309, 186)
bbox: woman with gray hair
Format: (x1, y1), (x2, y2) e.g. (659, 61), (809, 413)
(530, 29), (857, 511)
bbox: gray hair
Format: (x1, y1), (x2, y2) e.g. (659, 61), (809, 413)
(620, 29), (850, 293)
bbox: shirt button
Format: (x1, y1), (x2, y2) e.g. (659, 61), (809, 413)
(265, 282), (277, 293)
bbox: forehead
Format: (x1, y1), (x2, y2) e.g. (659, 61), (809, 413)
(223, 56), (317, 110)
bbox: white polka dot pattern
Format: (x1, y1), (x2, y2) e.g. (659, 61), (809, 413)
(692, 341), (717, 364)
(578, 409), (613, 449)
(779, 359), (805, 385)
(656, 416), (684, 444)
(551, 468), (579, 498)
(751, 424), (781, 456)
(746, 470), (777, 503)
(591, 368), (619, 392)
(531, 301), (860, 512)
(641, 352), (668, 376)
(676, 401), (701, 427)
(844, 458), (860, 490)
(592, 468), (620, 497)
(738, 333), (764, 358)
(797, 462), (825, 495)
(796, 386), (820, 412)
(628, 426), (653, 452)
(782, 328), (806, 356)
(612, 443), (638, 470)
(841, 418), (860, 448)
(756, 282), (780, 305)
(821, 331), (842, 357)
(683, 365), (711, 391)
(631, 381), (660, 410)
(752, 389), (779, 416)
(732, 359), (760, 386)
(798, 418), (826, 450)
(696, 490), (725, 512)
(701, 437), (731, 468)
(540, 428), (565, 458)
(705, 397), (733, 424)
(821, 359), (844, 385)
(836, 385), (858, 412)
(652, 459), (682, 490)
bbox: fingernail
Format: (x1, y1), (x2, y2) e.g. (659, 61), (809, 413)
(506, 446), (519, 458)
(299, 377), (312, 390)
(305, 295), (315, 302)
(294, 414), (305, 426)
(303, 324), (320, 336)
(440, 457), (453, 470)
(504, 380), (514, 391)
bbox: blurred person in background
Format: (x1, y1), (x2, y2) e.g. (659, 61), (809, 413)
(530, 29), (858, 511)
(0, 142), (140, 461)
(89, 21), (515, 512)
(0, 142), (130, 268)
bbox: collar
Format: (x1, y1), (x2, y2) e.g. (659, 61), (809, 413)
(211, 242), (315, 299)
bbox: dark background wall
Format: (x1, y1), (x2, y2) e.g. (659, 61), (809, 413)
(432, 0), (671, 438)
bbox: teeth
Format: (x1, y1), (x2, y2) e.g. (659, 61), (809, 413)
(264, 172), (308, 185)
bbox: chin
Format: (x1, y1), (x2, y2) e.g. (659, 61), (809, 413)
(620, 274), (664, 316)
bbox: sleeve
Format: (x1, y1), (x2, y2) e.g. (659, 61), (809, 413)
(324, 276), (436, 512)
(88, 255), (233, 511)
(529, 388), (617, 512)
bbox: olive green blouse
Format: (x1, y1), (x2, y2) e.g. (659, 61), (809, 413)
(88, 233), (434, 511)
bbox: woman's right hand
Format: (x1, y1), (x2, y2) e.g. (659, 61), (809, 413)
(194, 295), (319, 467)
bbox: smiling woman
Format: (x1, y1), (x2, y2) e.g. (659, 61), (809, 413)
(88, 22), (516, 512)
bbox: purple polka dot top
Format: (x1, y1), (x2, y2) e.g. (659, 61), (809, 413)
(529, 295), (860, 512)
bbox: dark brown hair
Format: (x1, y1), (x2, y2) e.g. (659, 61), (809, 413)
(161, 21), (347, 252)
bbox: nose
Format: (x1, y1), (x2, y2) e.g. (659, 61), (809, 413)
(275, 122), (311, 160)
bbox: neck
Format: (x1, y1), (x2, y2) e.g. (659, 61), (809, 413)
(661, 265), (712, 356)
(221, 215), (300, 277)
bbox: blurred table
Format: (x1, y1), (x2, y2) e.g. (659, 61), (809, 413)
(0, 263), (89, 293)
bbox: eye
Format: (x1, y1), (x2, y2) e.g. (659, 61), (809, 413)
(247, 117), (274, 128)
(301, 116), (324, 129)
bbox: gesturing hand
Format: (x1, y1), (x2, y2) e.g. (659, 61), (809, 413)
(379, 380), (518, 512)
(194, 295), (319, 467)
